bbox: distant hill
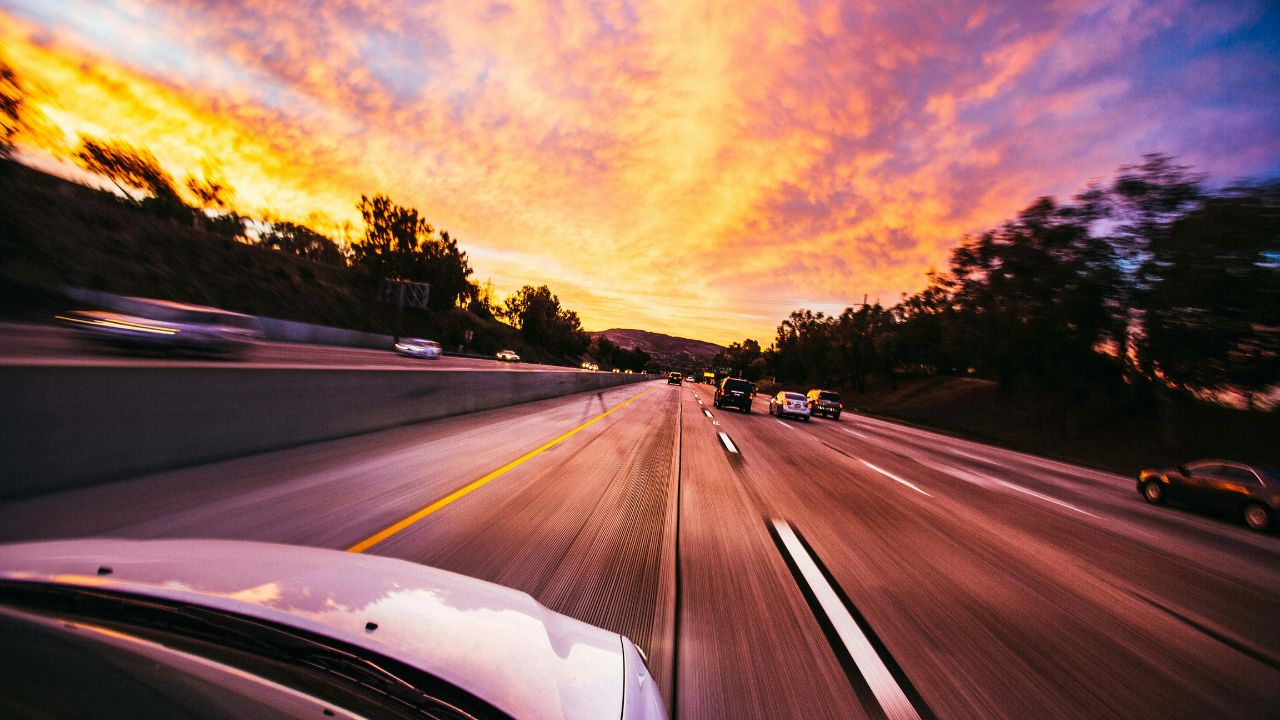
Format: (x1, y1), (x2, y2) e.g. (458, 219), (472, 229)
(591, 328), (723, 369)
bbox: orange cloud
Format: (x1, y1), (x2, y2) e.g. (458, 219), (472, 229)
(2, 1), (1277, 345)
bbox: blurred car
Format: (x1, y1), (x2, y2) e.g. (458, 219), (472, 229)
(714, 378), (754, 413)
(769, 391), (811, 421)
(685, 376), (695, 383)
(0, 539), (667, 720)
(393, 337), (442, 359)
(581, 361), (600, 371)
(806, 389), (843, 420)
(624, 369), (634, 374)
(496, 349), (521, 362)
(57, 299), (262, 357)
(1137, 460), (1278, 531)
(750, 383), (758, 398)
(668, 372), (682, 385)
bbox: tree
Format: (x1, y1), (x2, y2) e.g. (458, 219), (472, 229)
(351, 194), (475, 310)
(72, 136), (183, 207)
(501, 285), (589, 358)
(259, 221), (346, 266)
(1, 59), (26, 158)
(468, 278), (499, 318)
(1137, 184), (1280, 408)
(714, 339), (765, 380)
(1104, 152), (1207, 375)
(945, 197), (1123, 389)
(184, 164), (235, 210)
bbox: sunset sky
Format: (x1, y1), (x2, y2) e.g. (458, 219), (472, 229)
(2, 0), (1277, 344)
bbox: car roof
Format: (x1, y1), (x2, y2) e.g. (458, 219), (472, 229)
(120, 296), (254, 318)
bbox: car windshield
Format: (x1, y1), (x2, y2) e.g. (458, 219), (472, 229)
(818, 392), (840, 402)
(724, 380), (750, 392)
(784, 392), (806, 401)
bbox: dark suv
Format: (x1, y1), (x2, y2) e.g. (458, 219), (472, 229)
(715, 378), (754, 413)
(668, 372), (682, 385)
(807, 389), (842, 419)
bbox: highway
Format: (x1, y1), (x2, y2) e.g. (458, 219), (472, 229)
(0, 322), (579, 371)
(1, 379), (1277, 718)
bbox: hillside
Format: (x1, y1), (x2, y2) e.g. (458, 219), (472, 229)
(845, 375), (1280, 475)
(590, 328), (722, 369)
(0, 161), (567, 362)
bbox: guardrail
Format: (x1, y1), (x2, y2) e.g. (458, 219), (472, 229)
(0, 366), (649, 498)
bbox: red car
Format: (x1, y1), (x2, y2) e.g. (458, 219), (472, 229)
(1137, 459), (1278, 531)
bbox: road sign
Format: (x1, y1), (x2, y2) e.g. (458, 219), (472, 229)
(378, 279), (430, 309)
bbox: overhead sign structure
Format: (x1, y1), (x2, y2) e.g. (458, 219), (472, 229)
(379, 279), (430, 310)
(378, 279), (430, 344)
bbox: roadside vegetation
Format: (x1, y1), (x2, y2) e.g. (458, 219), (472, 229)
(0, 58), (653, 369)
(719, 156), (1279, 472)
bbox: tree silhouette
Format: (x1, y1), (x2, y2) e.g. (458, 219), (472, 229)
(260, 221), (346, 266)
(501, 285), (589, 357)
(0, 59), (26, 158)
(351, 194), (475, 310)
(1137, 183), (1280, 408)
(72, 136), (182, 206)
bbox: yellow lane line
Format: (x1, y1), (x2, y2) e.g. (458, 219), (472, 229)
(347, 384), (659, 553)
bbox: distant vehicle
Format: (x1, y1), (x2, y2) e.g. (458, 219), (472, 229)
(624, 369), (634, 374)
(393, 337), (442, 359)
(668, 372), (682, 385)
(56, 299), (262, 357)
(581, 361), (600, 371)
(807, 389), (843, 419)
(714, 377), (753, 413)
(612, 368), (621, 373)
(1138, 460), (1278, 531)
(496, 349), (521, 362)
(685, 376), (695, 383)
(750, 383), (758, 398)
(769, 391), (811, 421)
(0, 539), (666, 719)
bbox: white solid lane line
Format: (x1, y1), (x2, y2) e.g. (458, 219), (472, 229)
(948, 448), (1006, 467)
(771, 519), (922, 720)
(841, 427), (871, 440)
(775, 419), (795, 430)
(860, 460), (932, 497)
(996, 479), (1100, 518)
(718, 432), (739, 454)
(918, 459), (1099, 519)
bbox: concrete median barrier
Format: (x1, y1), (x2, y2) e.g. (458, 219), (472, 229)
(0, 366), (649, 498)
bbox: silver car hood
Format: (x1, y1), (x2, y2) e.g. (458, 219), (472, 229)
(0, 539), (628, 720)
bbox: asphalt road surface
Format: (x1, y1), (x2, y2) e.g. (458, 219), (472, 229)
(0, 322), (580, 371)
(2, 380), (1277, 718)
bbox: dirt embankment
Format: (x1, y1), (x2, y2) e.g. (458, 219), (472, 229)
(844, 375), (1279, 475)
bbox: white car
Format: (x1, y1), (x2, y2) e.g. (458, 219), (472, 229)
(769, 391), (812, 421)
(57, 299), (262, 357)
(394, 337), (442, 359)
(0, 539), (667, 720)
(496, 349), (521, 362)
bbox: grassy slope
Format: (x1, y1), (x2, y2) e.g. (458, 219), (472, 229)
(0, 161), (569, 361)
(847, 375), (1280, 475)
